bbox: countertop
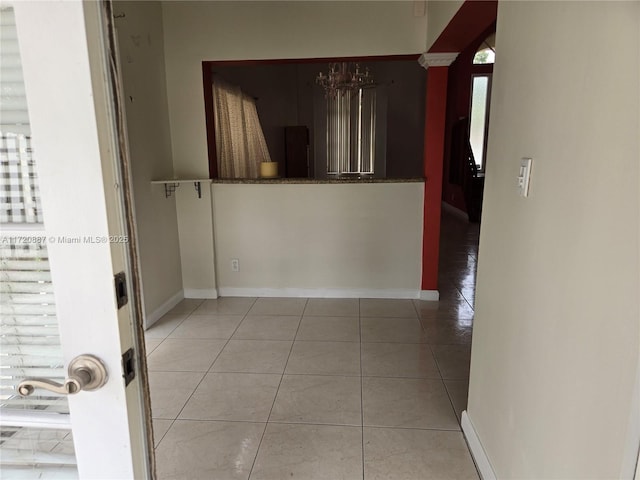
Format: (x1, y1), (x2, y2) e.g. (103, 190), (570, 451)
(210, 177), (424, 184)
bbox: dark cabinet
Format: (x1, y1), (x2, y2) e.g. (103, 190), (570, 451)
(285, 126), (309, 178)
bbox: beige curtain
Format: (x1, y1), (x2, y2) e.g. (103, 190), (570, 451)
(213, 80), (272, 178)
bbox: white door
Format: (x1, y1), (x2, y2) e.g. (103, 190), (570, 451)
(0, 1), (152, 478)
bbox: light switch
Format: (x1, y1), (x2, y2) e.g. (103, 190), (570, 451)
(517, 157), (532, 197)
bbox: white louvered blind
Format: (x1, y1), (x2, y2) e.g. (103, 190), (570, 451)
(0, 6), (42, 224)
(1, 242), (67, 411)
(0, 6), (78, 475)
(326, 87), (376, 176)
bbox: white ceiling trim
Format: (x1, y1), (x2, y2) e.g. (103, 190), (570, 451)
(418, 52), (459, 69)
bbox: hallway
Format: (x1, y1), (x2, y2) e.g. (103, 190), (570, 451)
(145, 210), (480, 479)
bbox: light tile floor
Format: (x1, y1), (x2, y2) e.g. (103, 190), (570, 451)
(146, 211), (479, 480)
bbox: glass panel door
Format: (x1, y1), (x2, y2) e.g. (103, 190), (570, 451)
(0, 6), (78, 478)
(2, 2), (152, 477)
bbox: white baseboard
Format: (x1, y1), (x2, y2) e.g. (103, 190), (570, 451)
(145, 290), (184, 329)
(420, 290), (440, 301)
(184, 288), (219, 299)
(217, 287), (420, 299)
(461, 411), (497, 480)
(442, 201), (469, 221)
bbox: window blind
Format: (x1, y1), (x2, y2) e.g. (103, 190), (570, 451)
(0, 426), (77, 480)
(0, 6), (77, 473)
(1, 243), (67, 412)
(326, 87), (376, 175)
(0, 6), (42, 224)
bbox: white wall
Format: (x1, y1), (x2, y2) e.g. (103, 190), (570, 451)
(176, 185), (217, 298)
(468, 1), (640, 478)
(161, 1), (428, 293)
(212, 183), (423, 296)
(426, 0), (463, 51)
(114, 2), (183, 323)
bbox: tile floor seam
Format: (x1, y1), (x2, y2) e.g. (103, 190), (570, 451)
(427, 336), (467, 429)
(175, 301), (202, 322)
(248, 298), (308, 479)
(410, 297), (422, 319)
(267, 420), (364, 428)
(442, 380), (464, 426)
(360, 373), (443, 380)
(455, 284), (475, 312)
(145, 339), (164, 356)
(229, 314), (302, 342)
(282, 372), (364, 379)
(152, 409), (174, 448)
(147, 311), (191, 343)
(156, 418), (267, 425)
(167, 335), (245, 342)
(358, 312), (365, 480)
(355, 340), (431, 345)
(292, 338), (362, 343)
(361, 423), (461, 432)
(427, 343), (445, 381)
(146, 368), (214, 374)
(169, 298), (204, 318)
(362, 424), (467, 433)
(362, 340), (470, 346)
(176, 411), (274, 423)
(167, 313), (247, 341)
(195, 370), (360, 378)
(157, 301), (255, 443)
(185, 299), (204, 315)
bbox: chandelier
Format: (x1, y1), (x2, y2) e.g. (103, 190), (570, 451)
(316, 62), (374, 97)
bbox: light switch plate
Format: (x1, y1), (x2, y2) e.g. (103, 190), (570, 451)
(518, 157), (532, 197)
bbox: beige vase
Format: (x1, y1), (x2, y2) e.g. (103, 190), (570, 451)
(260, 161), (278, 178)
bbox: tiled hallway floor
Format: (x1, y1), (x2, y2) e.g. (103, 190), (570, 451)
(145, 211), (480, 480)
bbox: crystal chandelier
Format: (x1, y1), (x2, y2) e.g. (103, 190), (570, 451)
(316, 62), (374, 97)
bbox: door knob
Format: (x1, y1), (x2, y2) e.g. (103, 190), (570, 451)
(18, 354), (108, 396)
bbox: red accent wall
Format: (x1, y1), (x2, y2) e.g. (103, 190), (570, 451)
(421, 67), (449, 291)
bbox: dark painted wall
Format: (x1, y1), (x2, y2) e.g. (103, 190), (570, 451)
(213, 60), (425, 178)
(442, 25), (495, 212)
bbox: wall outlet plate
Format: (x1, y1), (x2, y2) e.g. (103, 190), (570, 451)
(231, 258), (239, 272)
(518, 157), (532, 197)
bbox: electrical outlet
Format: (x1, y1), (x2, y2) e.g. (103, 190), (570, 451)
(231, 258), (239, 272)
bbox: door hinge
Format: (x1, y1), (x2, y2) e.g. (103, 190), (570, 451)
(122, 348), (135, 386)
(114, 271), (128, 309)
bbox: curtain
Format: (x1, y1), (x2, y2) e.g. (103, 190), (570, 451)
(213, 80), (272, 178)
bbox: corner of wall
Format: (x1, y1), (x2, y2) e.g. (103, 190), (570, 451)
(145, 289), (184, 329)
(175, 185), (217, 295)
(116, 1), (184, 324)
